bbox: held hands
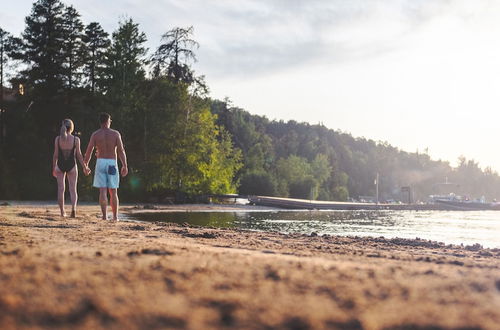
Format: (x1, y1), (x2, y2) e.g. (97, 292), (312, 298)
(121, 166), (128, 177)
(83, 164), (91, 176)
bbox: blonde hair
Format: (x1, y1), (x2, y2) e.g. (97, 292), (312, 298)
(60, 119), (74, 137)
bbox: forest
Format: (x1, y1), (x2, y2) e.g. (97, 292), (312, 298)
(1, 0), (500, 203)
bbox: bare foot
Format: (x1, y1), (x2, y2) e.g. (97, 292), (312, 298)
(70, 210), (76, 218)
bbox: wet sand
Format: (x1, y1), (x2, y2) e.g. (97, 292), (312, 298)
(1, 203), (499, 329)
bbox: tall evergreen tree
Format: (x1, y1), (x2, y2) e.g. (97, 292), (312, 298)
(21, 0), (66, 93)
(82, 22), (110, 93)
(151, 26), (198, 83)
(61, 5), (85, 91)
(102, 18), (148, 168)
(0, 28), (16, 100)
(104, 18), (147, 97)
(0, 27), (15, 144)
(0, 28), (11, 96)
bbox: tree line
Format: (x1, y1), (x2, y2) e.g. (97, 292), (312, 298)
(0, 0), (241, 201)
(1, 0), (500, 203)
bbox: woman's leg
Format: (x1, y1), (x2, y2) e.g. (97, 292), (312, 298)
(67, 166), (78, 218)
(55, 167), (66, 217)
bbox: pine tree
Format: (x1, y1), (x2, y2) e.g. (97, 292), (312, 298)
(0, 28), (14, 101)
(21, 0), (66, 93)
(104, 18), (147, 97)
(151, 26), (198, 83)
(61, 5), (85, 91)
(82, 22), (110, 93)
(0, 27), (15, 144)
(102, 18), (148, 165)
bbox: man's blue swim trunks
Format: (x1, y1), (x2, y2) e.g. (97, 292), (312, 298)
(93, 158), (119, 189)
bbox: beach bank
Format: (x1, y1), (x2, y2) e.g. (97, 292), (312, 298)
(0, 203), (499, 329)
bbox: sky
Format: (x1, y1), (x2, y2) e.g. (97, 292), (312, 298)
(2, 0), (500, 171)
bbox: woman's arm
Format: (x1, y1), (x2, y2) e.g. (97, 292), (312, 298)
(52, 137), (59, 177)
(75, 137), (85, 167)
(76, 137), (90, 175)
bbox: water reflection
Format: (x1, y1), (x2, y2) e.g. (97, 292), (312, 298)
(127, 210), (500, 248)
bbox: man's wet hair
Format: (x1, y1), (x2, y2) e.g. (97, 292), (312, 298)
(99, 112), (111, 124)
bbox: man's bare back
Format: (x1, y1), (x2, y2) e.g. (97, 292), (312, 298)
(90, 128), (122, 159)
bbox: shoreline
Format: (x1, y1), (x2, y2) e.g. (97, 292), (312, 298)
(1, 203), (500, 329)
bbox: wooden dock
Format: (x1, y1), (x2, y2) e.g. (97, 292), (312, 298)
(247, 196), (483, 211)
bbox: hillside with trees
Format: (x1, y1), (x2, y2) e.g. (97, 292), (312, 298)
(1, 0), (500, 203)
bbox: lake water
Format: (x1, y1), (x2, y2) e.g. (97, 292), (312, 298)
(126, 210), (500, 248)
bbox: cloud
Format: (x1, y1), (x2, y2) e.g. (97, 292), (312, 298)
(1, 0), (467, 79)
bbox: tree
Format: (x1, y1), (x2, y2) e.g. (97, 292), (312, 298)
(142, 79), (242, 195)
(104, 18), (147, 99)
(61, 5), (85, 91)
(151, 26), (198, 83)
(21, 0), (66, 93)
(0, 27), (16, 144)
(0, 28), (13, 96)
(239, 171), (277, 196)
(82, 22), (110, 93)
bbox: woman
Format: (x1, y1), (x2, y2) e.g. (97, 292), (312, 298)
(52, 119), (86, 217)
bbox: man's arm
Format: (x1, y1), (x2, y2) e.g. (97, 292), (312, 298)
(84, 133), (95, 167)
(117, 132), (128, 177)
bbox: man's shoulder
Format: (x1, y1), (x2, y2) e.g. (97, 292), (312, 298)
(110, 129), (121, 136)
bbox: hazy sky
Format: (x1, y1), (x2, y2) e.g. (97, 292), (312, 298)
(3, 0), (500, 170)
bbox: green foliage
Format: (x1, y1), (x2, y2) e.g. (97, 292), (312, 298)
(61, 5), (85, 90)
(331, 186), (349, 201)
(103, 18), (147, 102)
(21, 0), (66, 92)
(0, 27), (15, 91)
(289, 175), (317, 200)
(151, 26), (197, 80)
(82, 22), (110, 92)
(133, 78), (242, 196)
(151, 26), (207, 96)
(274, 155), (331, 199)
(239, 171), (278, 196)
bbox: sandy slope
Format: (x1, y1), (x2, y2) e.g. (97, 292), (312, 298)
(0, 204), (499, 329)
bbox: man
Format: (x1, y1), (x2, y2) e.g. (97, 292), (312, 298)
(84, 113), (128, 220)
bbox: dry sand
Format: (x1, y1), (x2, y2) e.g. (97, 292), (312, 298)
(1, 203), (500, 330)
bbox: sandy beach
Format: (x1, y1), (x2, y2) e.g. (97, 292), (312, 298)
(1, 203), (500, 329)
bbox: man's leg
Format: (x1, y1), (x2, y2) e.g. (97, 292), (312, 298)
(99, 188), (108, 220)
(67, 167), (78, 218)
(55, 168), (66, 217)
(109, 188), (119, 220)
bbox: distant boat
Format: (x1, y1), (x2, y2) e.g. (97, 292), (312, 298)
(431, 194), (500, 210)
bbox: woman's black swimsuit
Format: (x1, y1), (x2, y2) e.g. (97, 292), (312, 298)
(57, 136), (76, 173)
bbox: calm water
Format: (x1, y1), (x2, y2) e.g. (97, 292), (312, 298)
(126, 210), (500, 248)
